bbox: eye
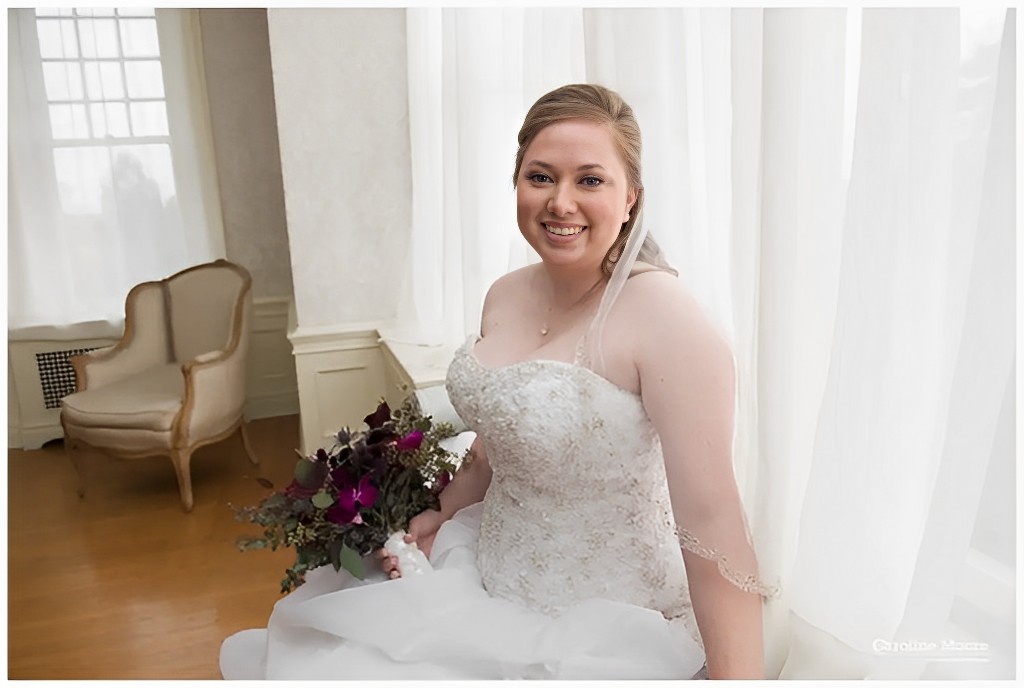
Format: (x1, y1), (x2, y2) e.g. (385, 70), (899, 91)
(580, 176), (603, 187)
(527, 173), (552, 184)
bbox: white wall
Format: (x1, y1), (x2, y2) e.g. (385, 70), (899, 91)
(266, 8), (412, 329)
(199, 9), (293, 300)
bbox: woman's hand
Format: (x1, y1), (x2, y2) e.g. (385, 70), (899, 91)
(376, 508), (448, 579)
(375, 435), (492, 579)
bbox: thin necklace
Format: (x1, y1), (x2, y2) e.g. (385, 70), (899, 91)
(538, 276), (605, 337)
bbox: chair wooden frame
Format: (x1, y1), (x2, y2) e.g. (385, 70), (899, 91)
(61, 259), (259, 512)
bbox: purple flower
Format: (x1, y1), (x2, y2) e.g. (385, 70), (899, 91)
(396, 430), (424, 452)
(326, 472), (378, 525)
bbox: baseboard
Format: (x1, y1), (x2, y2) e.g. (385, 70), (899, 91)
(248, 296), (298, 420)
(245, 389), (299, 420)
(18, 423), (65, 450)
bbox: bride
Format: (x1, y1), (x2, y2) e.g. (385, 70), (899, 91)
(220, 83), (776, 680)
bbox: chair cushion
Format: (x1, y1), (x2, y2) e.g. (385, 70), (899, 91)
(61, 363), (184, 432)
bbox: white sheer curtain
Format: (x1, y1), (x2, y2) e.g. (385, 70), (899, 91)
(399, 7), (1014, 679)
(7, 8), (223, 337)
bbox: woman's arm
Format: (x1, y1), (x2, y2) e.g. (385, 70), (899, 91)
(380, 436), (492, 576)
(631, 273), (765, 679)
(438, 436), (492, 519)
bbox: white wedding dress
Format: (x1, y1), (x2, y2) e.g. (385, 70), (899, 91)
(219, 334), (708, 679)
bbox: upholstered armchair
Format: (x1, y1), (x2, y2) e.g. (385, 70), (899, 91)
(60, 259), (258, 512)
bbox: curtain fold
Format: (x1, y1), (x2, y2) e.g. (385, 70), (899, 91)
(397, 8), (1014, 678)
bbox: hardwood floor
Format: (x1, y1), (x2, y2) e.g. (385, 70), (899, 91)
(8, 415), (303, 679)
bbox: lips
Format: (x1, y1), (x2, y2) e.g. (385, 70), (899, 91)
(544, 224), (587, 236)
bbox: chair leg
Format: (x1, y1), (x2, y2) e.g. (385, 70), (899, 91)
(170, 448), (195, 512)
(65, 437), (86, 498)
(239, 422), (259, 465)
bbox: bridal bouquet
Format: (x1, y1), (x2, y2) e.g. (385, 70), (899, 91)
(233, 397), (463, 593)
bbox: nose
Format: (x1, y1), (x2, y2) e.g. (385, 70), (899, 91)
(547, 182), (577, 217)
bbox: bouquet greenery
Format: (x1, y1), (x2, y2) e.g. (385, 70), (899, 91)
(233, 396), (463, 593)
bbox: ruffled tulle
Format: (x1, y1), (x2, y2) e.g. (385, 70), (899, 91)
(220, 502), (706, 680)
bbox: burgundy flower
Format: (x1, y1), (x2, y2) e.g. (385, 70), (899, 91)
(363, 401), (391, 430)
(436, 469), (453, 490)
(396, 430), (424, 452)
(326, 472), (378, 525)
(313, 448), (330, 464)
(433, 469), (453, 494)
(284, 479), (318, 499)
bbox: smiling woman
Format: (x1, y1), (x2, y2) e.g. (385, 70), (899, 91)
(221, 84), (775, 680)
(515, 120), (636, 273)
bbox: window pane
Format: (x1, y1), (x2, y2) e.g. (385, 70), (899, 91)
(124, 60), (164, 98)
(78, 19), (120, 59)
(90, 102), (131, 138)
(48, 103), (90, 140)
(83, 60), (125, 100)
(116, 8), (156, 17)
(119, 19), (160, 58)
(110, 144), (177, 205)
(36, 19), (79, 59)
(129, 101), (168, 136)
(42, 61), (84, 101)
(35, 8), (73, 17)
(52, 146), (111, 215)
(51, 145), (177, 216)
(77, 8), (116, 17)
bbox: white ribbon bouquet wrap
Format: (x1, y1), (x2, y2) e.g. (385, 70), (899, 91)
(384, 531), (433, 576)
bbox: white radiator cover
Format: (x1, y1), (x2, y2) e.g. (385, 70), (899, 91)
(8, 296), (298, 449)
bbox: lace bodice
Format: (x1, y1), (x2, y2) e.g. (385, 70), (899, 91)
(446, 336), (699, 642)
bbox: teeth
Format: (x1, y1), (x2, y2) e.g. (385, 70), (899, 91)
(545, 224), (586, 236)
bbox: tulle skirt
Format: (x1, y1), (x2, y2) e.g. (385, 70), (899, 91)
(220, 503), (707, 680)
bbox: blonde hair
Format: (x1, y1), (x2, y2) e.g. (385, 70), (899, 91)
(512, 83), (675, 277)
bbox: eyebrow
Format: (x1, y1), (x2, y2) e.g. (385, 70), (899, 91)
(526, 161), (606, 172)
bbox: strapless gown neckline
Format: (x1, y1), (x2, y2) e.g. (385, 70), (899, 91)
(218, 334), (706, 679)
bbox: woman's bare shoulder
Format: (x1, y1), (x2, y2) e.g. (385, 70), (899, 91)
(620, 270), (732, 357)
(483, 265), (534, 309)
(480, 264), (537, 334)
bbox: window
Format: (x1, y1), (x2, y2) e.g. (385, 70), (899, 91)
(8, 8), (223, 333)
(33, 8), (177, 218)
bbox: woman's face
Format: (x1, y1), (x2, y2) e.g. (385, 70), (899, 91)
(516, 119), (637, 275)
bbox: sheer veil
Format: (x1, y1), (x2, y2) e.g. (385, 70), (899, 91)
(579, 213), (779, 600)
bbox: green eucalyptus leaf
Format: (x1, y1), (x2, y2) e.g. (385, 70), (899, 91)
(328, 539), (343, 570)
(263, 492), (287, 509)
(339, 544), (365, 579)
(295, 459), (328, 489)
(311, 490), (335, 509)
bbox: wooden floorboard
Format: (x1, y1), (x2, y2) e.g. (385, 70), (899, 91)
(7, 414), (304, 679)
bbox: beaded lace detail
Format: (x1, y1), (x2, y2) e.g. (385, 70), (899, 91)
(675, 527), (781, 600)
(447, 336), (701, 645)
